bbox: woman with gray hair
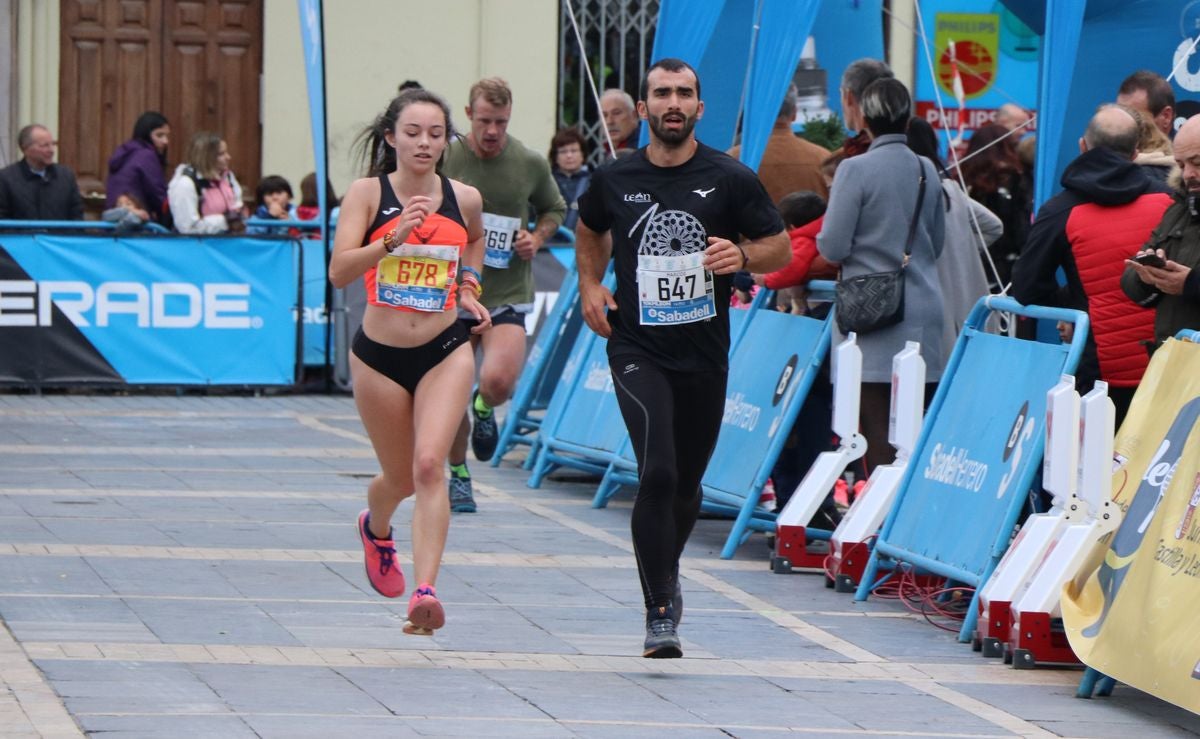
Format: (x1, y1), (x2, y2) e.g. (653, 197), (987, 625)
(817, 78), (946, 476)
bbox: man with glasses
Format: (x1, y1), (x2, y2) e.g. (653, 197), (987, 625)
(0, 124), (84, 221)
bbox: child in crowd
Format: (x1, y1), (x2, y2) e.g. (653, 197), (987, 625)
(295, 172), (341, 238)
(730, 271), (758, 309)
(757, 191), (835, 302)
(101, 193), (151, 231)
(247, 175), (297, 234)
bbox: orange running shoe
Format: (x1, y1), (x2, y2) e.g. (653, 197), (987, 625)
(357, 510), (405, 598)
(403, 584), (445, 635)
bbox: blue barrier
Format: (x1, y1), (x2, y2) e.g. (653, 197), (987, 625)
(0, 232), (301, 385)
(526, 324), (630, 487)
(0, 219), (170, 234)
(492, 263), (585, 466)
(711, 301), (834, 558)
(242, 219), (333, 367)
(853, 296), (1089, 642)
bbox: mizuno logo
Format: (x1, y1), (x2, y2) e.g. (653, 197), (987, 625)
(624, 193), (652, 203)
(382, 207), (400, 215)
(693, 187), (716, 198)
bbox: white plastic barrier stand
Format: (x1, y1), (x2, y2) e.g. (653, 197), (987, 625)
(771, 334), (865, 573)
(1008, 382), (1121, 668)
(976, 375), (1077, 656)
(827, 341), (925, 590)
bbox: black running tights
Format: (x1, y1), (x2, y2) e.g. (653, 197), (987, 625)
(610, 356), (726, 610)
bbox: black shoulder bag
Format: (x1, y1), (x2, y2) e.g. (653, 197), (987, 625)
(835, 155), (928, 334)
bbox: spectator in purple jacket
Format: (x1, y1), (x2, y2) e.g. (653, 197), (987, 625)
(105, 111), (171, 225)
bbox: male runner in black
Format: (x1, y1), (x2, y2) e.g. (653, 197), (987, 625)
(575, 58), (790, 658)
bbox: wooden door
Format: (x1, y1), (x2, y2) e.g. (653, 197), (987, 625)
(59, 0), (262, 201)
(162, 0), (262, 197)
(60, 0), (164, 195)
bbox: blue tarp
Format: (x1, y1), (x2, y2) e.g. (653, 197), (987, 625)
(1001, 0), (1197, 209)
(650, 0), (885, 161)
(739, 0), (822, 171)
(643, 0), (732, 148)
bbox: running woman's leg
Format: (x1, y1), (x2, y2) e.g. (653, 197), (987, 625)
(410, 342), (476, 588)
(349, 352), (417, 597)
(351, 352), (417, 533)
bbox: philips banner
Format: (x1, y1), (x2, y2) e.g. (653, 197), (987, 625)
(1061, 337), (1200, 714)
(913, 1), (1039, 143)
(0, 234), (300, 385)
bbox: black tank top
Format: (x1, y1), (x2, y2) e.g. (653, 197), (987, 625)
(363, 173), (465, 246)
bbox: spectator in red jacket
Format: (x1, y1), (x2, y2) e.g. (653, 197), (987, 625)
(756, 191), (837, 297)
(1012, 104), (1173, 424)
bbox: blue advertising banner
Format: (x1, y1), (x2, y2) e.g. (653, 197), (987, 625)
(0, 235), (300, 385)
(999, 1), (1200, 207)
(706, 308), (831, 557)
(913, 0), (1040, 146)
(562, 336), (627, 454)
(300, 239), (329, 365)
(527, 331), (629, 487)
(882, 330), (1064, 573)
(856, 297), (1088, 641)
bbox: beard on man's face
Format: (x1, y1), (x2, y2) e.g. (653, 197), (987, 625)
(648, 111), (697, 146)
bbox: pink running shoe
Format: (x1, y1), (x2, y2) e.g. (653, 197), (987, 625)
(357, 510), (405, 598)
(403, 584), (445, 635)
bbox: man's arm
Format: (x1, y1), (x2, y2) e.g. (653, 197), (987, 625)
(704, 230), (790, 275)
(575, 221), (616, 337)
(515, 156), (568, 259)
(1010, 202), (1070, 307)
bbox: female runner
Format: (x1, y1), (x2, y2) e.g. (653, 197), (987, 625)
(330, 89), (490, 634)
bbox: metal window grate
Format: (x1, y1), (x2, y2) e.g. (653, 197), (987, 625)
(558, 0), (659, 166)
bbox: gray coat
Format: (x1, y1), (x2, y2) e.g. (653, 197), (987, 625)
(818, 134), (946, 382)
(937, 178), (1000, 363)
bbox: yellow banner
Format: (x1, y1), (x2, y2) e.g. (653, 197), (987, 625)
(934, 13), (999, 99)
(1061, 337), (1200, 713)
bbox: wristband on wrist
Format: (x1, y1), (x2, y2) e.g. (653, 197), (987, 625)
(734, 243), (749, 270)
(461, 278), (482, 299)
(382, 230), (397, 251)
(460, 265), (482, 283)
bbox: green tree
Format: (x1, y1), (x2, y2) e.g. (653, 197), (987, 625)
(798, 114), (846, 151)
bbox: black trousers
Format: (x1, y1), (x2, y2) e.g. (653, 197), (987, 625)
(610, 355), (726, 610)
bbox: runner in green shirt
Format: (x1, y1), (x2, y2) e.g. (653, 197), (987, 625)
(442, 77), (566, 513)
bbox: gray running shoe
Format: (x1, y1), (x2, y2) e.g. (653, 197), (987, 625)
(643, 605), (682, 658)
(470, 391), (499, 462)
(448, 475), (476, 513)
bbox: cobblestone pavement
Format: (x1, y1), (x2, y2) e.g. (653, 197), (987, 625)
(0, 394), (1197, 738)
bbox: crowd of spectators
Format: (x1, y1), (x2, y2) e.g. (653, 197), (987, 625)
(0, 110), (337, 237)
(3, 65), (1196, 391)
